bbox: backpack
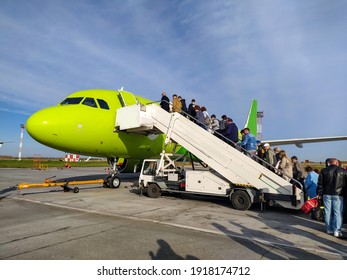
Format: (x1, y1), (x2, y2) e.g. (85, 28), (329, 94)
(204, 116), (211, 125)
(311, 206), (325, 221)
(219, 120), (226, 130)
(272, 153), (278, 166)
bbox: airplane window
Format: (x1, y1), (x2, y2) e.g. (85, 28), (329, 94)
(97, 99), (109, 110)
(82, 98), (98, 108)
(60, 97), (83, 105)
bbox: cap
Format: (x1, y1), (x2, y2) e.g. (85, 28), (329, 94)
(264, 143), (270, 147)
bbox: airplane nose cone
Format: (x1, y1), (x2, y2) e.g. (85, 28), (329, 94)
(26, 108), (61, 147)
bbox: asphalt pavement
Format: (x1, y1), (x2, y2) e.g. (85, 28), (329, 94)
(0, 167), (346, 260)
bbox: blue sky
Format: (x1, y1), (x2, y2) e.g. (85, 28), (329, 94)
(0, 0), (346, 161)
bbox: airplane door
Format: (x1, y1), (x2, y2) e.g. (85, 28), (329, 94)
(118, 90), (139, 107)
(115, 90), (140, 129)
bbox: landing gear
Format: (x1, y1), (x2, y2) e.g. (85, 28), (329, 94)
(104, 157), (121, 189)
(108, 175), (121, 188)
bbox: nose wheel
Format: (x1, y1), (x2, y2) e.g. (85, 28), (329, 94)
(105, 157), (122, 189)
(109, 175), (121, 188)
(104, 174), (121, 188)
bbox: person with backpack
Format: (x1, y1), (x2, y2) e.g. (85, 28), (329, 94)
(256, 140), (266, 164)
(201, 106), (211, 131)
(216, 115), (228, 137)
(210, 114), (220, 133)
(178, 96), (188, 114)
(194, 105), (206, 129)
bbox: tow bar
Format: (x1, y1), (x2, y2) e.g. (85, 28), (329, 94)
(17, 177), (106, 193)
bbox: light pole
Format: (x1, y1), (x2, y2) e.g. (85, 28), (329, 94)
(18, 124), (25, 161)
(257, 111), (264, 141)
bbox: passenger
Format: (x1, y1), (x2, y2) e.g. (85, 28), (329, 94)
(256, 140), (266, 164)
(273, 146), (281, 162)
(278, 150), (293, 182)
(264, 143), (277, 169)
(317, 158), (347, 238)
(188, 99), (196, 119)
(216, 115), (228, 136)
(304, 166), (318, 200)
(178, 96), (188, 114)
(201, 106), (211, 131)
(172, 94), (182, 113)
(160, 91), (170, 112)
(291, 156), (306, 187)
(194, 105), (206, 129)
(225, 118), (239, 146)
(236, 127), (256, 157)
(210, 114), (220, 133)
(325, 158), (332, 167)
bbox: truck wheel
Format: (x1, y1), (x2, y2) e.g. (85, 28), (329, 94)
(230, 190), (252, 211)
(147, 184), (161, 198)
(109, 176), (121, 188)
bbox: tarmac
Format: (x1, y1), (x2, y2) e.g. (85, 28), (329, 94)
(1, 167), (347, 259)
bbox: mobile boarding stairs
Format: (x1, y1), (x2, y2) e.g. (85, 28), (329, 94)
(115, 103), (304, 210)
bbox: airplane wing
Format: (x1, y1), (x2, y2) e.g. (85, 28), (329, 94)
(0, 141), (14, 149)
(263, 136), (347, 148)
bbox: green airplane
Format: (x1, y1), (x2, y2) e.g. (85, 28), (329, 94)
(26, 88), (347, 187)
(26, 89), (257, 185)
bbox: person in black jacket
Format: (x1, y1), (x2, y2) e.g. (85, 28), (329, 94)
(225, 118), (239, 146)
(179, 96), (188, 114)
(316, 158), (347, 238)
(160, 92), (170, 112)
(187, 99), (196, 119)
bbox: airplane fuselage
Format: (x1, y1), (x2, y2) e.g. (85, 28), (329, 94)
(26, 89), (169, 160)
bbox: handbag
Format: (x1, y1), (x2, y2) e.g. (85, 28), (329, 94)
(310, 198), (325, 221)
(301, 197), (318, 214)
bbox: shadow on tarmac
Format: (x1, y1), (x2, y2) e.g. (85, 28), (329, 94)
(212, 208), (347, 260)
(149, 239), (199, 260)
(256, 210), (347, 257)
(212, 222), (322, 259)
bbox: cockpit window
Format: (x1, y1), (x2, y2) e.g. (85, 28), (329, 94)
(82, 97), (97, 108)
(60, 97), (83, 105)
(97, 99), (109, 110)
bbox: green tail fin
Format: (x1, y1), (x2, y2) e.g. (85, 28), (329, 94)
(244, 99), (258, 136)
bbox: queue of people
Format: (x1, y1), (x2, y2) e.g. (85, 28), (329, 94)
(159, 91), (347, 238)
(160, 92), (222, 132)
